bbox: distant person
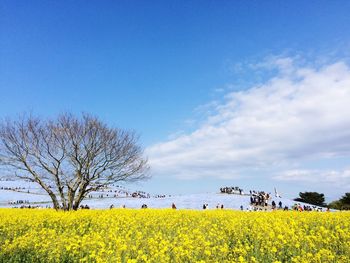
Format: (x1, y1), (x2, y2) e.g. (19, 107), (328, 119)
(172, 203), (177, 209)
(278, 201), (282, 209)
(221, 204), (224, 209)
(271, 201), (276, 210)
(240, 205), (244, 211)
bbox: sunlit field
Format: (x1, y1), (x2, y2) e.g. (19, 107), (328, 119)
(0, 209), (349, 263)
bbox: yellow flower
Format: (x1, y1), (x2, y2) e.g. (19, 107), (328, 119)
(0, 208), (349, 262)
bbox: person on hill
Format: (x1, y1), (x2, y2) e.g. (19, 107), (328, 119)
(278, 201), (282, 209)
(172, 203), (177, 209)
(271, 201), (276, 210)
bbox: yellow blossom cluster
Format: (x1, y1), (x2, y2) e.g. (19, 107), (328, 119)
(0, 209), (349, 262)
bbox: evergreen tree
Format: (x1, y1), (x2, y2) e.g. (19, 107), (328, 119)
(294, 192), (326, 207)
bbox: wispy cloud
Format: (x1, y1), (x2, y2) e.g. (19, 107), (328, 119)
(147, 58), (350, 187)
(273, 169), (350, 189)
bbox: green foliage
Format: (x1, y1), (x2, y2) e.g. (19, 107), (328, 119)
(328, 200), (342, 210)
(328, 193), (350, 210)
(339, 193), (350, 205)
(294, 192), (326, 207)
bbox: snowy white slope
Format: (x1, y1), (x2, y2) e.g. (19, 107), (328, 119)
(79, 193), (315, 210)
(0, 180), (324, 210)
(80, 193), (250, 210)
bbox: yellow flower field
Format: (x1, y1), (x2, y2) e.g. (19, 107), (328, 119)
(0, 209), (349, 263)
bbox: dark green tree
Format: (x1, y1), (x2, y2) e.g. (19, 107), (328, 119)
(328, 200), (343, 210)
(294, 192), (326, 207)
(339, 192), (350, 205)
(329, 193), (350, 210)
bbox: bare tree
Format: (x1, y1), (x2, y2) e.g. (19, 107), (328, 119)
(0, 113), (149, 210)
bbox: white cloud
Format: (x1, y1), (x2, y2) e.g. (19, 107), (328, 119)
(273, 169), (350, 189)
(147, 58), (350, 185)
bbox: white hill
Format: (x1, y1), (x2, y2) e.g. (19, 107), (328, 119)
(0, 179), (324, 210)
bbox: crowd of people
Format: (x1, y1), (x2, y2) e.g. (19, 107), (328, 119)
(0, 186), (26, 191)
(86, 188), (167, 199)
(18, 205), (41, 209)
(292, 203), (325, 212)
(131, 191), (151, 198)
(8, 199), (30, 205)
(220, 186), (244, 195)
(154, 194), (169, 198)
(250, 191), (270, 207)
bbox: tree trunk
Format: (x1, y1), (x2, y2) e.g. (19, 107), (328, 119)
(72, 183), (89, 210)
(48, 193), (60, 210)
(67, 188), (76, 210)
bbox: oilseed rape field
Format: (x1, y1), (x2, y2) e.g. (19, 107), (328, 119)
(0, 209), (349, 263)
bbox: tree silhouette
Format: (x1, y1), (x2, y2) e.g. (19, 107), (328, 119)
(294, 192), (326, 207)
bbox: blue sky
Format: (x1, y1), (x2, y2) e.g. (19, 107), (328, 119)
(1, 1), (350, 200)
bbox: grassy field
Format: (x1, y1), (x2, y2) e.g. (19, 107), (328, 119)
(0, 209), (349, 263)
